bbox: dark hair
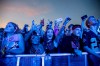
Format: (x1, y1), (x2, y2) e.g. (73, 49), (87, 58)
(31, 31), (39, 40)
(86, 16), (95, 28)
(0, 28), (4, 32)
(0, 28), (4, 40)
(8, 22), (20, 33)
(68, 24), (73, 29)
(4, 22), (20, 37)
(72, 24), (81, 30)
(43, 28), (55, 42)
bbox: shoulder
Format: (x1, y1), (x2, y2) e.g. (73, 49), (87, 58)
(14, 34), (24, 41)
(15, 34), (23, 37)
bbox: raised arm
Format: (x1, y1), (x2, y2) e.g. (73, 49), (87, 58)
(81, 15), (87, 38)
(24, 20), (37, 42)
(54, 17), (71, 47)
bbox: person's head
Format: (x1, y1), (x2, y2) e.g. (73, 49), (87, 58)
(68, 24), (73, 35)
(72, 25), (81, 37)
(45, 28), (55, 40)
(4, 22), (19, 34)
(31, 32), (40, 45)
(86, 16), (98, 28)
(24, 24), (29, 32)
(46, 21), (52, 30)
(68, 24), (73, 30)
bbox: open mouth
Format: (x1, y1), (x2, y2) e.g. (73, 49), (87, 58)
(48, 35), (52, 39)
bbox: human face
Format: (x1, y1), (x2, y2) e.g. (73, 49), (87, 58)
(73, 28), (81, 37)
(25, 26), (28, 32)
(31, 35), (40, 44)
(47, 29), (53, 40)
(89, 17), (98, 30)
(89, 17), (98, 25)
(4, 23), (15, 33)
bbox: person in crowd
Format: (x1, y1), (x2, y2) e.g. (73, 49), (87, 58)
(64, 29), (69, 36)
(97, 19), (100, 33)
(59, 24), (83, 56)
(0, 29), (5, 66)
(67, 24), (73, 36)
(82, 16), (100, 66)
(0, 22), (25, 66)
(43, 28), (57, 54)
(24, 20), (36, 53)
(20, 24), (30, 54)
(43, 17), (71, 66)
(97, 19), (100, 50)
(1, 22), (25, 55)
(30, 32), (44, 54)
(58, 15), (87, 54)
(21, 24), (29, 37)
(46, 20), (53, 30)
(20, 20), (45, 66)
(54, 18), (63, 36)
(39, 19), (45, 37)
(21, 32), (45, 66)
(24, 20), (44, 53)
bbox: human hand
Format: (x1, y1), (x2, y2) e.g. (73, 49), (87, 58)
(81, 15), (88, 21)
(40, 19), (44, 26)
(32, 20), (35, 25)
(75, 50), (82, 57)
(63, 17), (71, 26)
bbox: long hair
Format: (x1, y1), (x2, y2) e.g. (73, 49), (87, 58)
(4, 22), (20, 37)
(43, 28), (55, 46)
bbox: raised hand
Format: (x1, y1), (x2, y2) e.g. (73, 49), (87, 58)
(30, 20), (37, 31)
(81, 15), (88, 21)
(32, 20), (35, 25)
(54, 17), (71, 47)
(40, 19), (44, 26)
(63, 17), (71, 26)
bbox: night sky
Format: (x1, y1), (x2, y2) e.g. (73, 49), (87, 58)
(0, 0), (100, 29)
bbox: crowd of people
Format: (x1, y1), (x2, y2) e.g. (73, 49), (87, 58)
(0, 15), (100, 66)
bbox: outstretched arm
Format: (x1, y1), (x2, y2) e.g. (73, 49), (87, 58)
(84, 46), (100, 59)
(81, 15), (87, 38)
(54, 17), (71, 47)
(24, 20), (37, 42)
